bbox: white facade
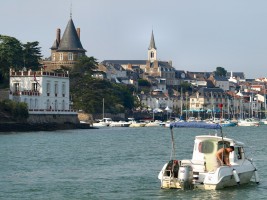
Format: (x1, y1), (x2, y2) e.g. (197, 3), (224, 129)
(9, 69), (75, 115)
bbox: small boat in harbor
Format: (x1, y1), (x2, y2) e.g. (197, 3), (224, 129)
(237, 118), (260, 127)
(220, 119), (237, 127)
(128, 118), (146, 127)
(145, 120), (161, 127)
(158, 122), (259, 190)
(109, 121), (131, 127)
(92, 118), (113, 127)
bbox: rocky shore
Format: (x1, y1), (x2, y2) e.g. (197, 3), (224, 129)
(0, 122), (97, 132)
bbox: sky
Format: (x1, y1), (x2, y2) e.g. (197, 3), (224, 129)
(1, 0), (267, 78)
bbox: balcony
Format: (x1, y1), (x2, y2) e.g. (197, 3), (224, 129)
(11, 90), (40, 96)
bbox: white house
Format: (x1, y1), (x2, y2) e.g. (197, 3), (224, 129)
(9, 68), (75, 116)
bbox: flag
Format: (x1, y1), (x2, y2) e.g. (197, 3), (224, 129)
(33, 72), (41, 86)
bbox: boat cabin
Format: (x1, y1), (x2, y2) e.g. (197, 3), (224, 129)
(191, 135), (245, 172)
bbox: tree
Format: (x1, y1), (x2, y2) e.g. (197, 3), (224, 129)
(22, 41), (42, 70)
(214, 67), (227, 77)
(0, 35), (43, 85)
(180, 82), (192, 92)
(0, 35), (23, 84)
(137, 79), (151, 87)
(71, 56), (98, 75)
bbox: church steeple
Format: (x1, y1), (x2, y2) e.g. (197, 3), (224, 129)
(148, 30), (156, 50)
(148, 30), (157, 62)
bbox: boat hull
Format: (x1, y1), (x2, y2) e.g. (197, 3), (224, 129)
(159, 161), (256, 190)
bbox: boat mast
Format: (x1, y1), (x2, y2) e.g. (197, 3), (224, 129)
(180, 88), (183, 118)
(102, 98), (104, 119)
(265, 85), (266, 118)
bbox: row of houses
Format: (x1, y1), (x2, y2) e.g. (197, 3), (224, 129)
(8, 15), (267, 121)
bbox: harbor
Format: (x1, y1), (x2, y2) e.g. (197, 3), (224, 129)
(0, 126), (265, 199)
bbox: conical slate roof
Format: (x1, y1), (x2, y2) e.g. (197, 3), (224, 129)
(148, 30), (156, 50)
(51, 40), (59, 50)
(57, 18), (86, 52)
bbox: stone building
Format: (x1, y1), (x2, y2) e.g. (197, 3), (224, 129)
(43, 16), (86, 71)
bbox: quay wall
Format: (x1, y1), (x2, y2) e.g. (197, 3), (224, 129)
(27, 114), (79, 124)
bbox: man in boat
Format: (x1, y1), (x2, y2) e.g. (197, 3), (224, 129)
(216, 146), (235, 167)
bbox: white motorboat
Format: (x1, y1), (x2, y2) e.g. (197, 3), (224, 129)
(128, 118), (146, 127)
(260, 118), (267, 125)
(145, 120), (161, 127)
(158, 122), (259, 190)
(109, 121), (131, 127)
(237, 118), (260, 127)
(93, 118), (113, 127)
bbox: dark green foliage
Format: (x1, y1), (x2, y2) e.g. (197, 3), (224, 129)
(70, 75), (134, 114)
(71, 56), (98, 75)
(69, 56), (134, 114)
(138, 79), (151, 87)
(22, 41), (42, 70)
(0, 99), (29, 121)
(214, 66), (227, 77)
(0, 35), (23, 84)
(0, 35), (42, 85)
(180, 82), (192, 92)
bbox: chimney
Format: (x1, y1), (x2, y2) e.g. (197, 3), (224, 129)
(77, 28), (80, 39)
(56, 28), (61, 44)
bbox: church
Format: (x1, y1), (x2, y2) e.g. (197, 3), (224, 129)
(99, 31), (180, 87)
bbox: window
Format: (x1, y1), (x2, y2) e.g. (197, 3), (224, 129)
(68, 53), (73, 60)
(52, 53), (56, 61)
(55, 100), (58, 110)
(235, 147), (243, 160)
(150, 52), (154, 58)
(46, 82), (50, 96)
(14, 83), (20, 92)
(62, 100), (65, 110)
(47, 99), (50, 110)
(30, 99), (33, 109)
(59, 53), (63, 61)
(34, 99), (38, 109)
(62, 83), (66, 97)
(198, 141), (215, 154)
(32, 83), (38, 91)
(54, 82), (58, 96)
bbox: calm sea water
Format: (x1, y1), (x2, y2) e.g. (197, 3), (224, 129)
(0, 125), (266, 200)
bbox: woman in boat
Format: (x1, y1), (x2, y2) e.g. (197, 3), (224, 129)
(216, 146), (235, 167)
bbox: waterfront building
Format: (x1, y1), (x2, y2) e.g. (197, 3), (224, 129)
(9, 68), (78, 123)
(189, 88), (228, 115)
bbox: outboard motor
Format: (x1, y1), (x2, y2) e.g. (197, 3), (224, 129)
(178, 165), (193, 190)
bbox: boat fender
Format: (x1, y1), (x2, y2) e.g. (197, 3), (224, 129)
(254, 169), (260, 184)
(232, 169), (240, 185)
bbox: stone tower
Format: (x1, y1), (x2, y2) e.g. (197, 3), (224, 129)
(44, 17), (86, 71)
